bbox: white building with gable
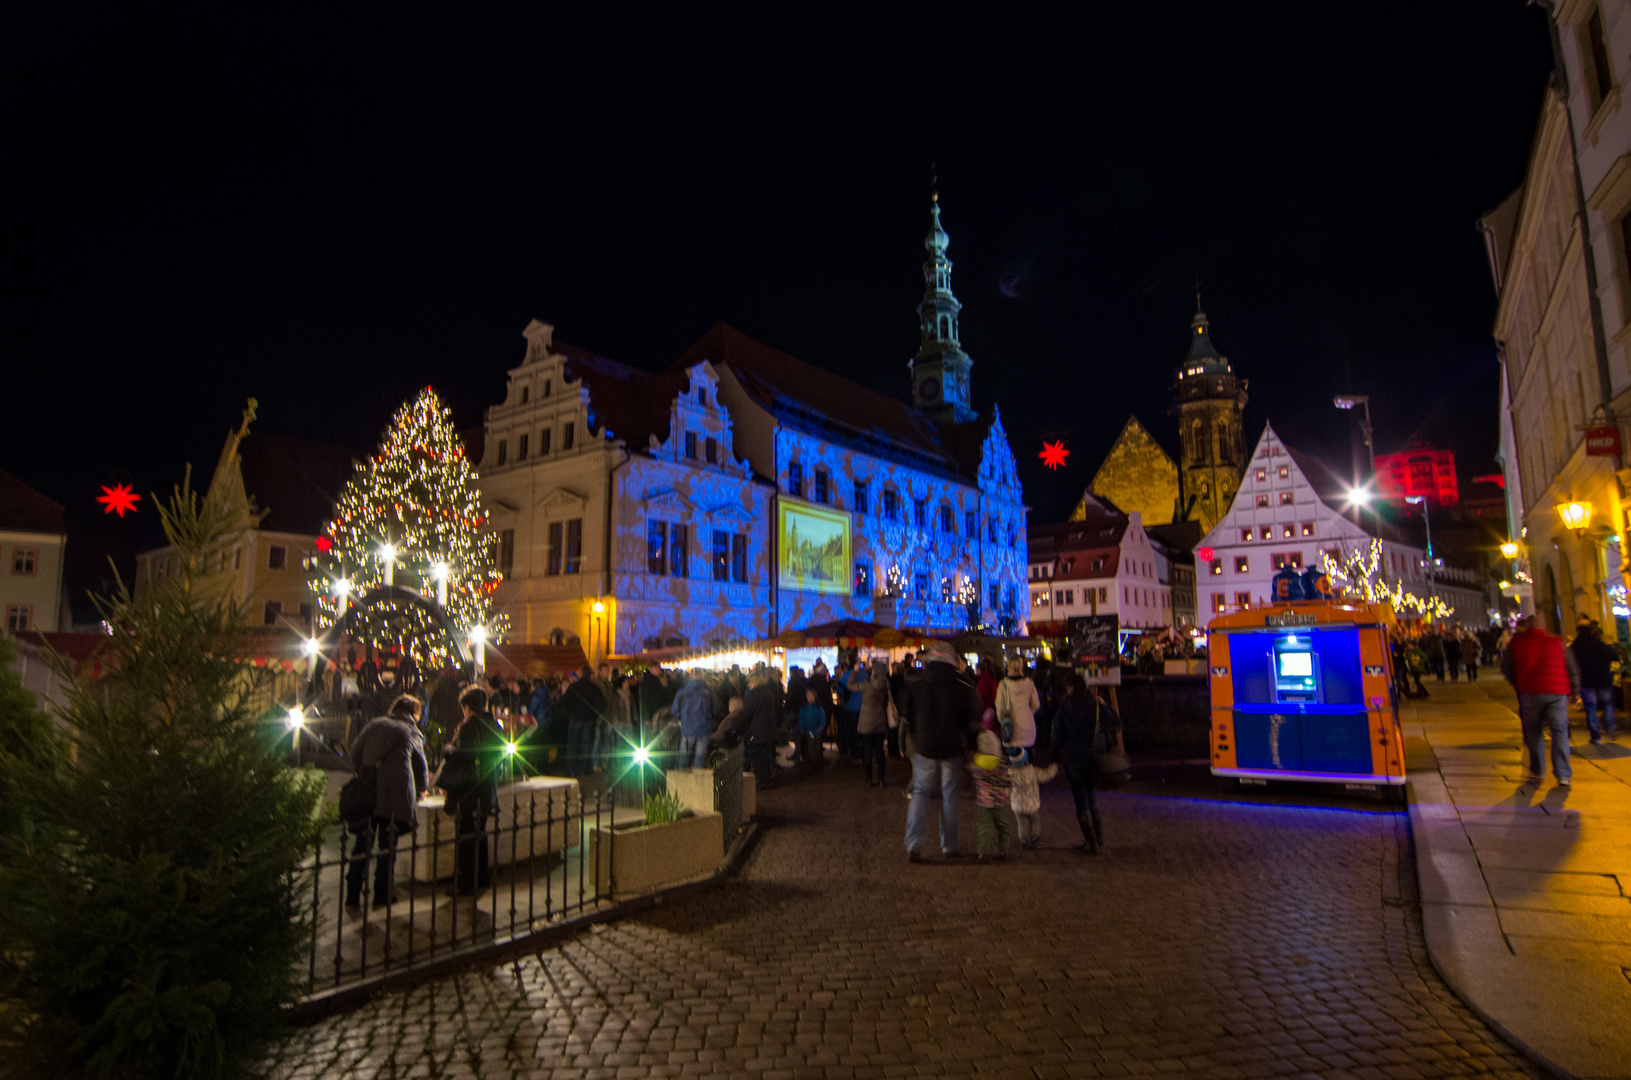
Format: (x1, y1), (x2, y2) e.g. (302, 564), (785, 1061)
(1196, 424), (1483, 622)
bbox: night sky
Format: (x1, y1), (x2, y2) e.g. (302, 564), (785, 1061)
(2, 5), (1554, 614)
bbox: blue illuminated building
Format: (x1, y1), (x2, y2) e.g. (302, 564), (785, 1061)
(479, 196), (1028, 658)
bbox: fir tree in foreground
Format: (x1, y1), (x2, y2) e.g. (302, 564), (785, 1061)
(0, 408), (324, 1079)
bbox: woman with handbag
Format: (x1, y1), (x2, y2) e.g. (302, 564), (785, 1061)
(994, 657), (1040, 750)
(1049, 675), (1122, 855)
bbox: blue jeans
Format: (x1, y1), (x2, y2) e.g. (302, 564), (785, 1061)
(679, 735), (709, 769)
(1581, 687), (1617, 740)
(905, 753), (963, 854)
(1518, 694), (1571, 783)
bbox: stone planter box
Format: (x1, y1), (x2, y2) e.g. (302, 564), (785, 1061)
(666, 769), (757, 823)
(590, 811), (723, 900)
(395, 776), (581, 883)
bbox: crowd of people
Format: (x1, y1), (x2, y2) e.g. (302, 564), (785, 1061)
(332, 643), (1126, 909)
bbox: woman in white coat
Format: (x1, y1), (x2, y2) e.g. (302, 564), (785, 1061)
(994, 656), (1040, 749)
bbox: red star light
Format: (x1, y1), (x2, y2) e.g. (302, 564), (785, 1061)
(96, 483), (141, 517)
(315, 535), (333, 553)
(1039, 440), (1070, 471)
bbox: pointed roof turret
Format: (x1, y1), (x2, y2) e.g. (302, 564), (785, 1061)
(1178, 306), (1232, 379)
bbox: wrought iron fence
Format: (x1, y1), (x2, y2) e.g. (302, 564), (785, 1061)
(301, 771), (635, 996)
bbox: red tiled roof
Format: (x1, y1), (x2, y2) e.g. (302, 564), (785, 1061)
(0, 468), (65, 534)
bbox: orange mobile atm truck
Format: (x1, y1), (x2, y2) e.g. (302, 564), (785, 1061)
(1206, 599), (1405, 792)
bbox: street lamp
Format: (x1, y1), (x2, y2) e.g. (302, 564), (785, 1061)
(1343, 484), (1372, 508)
(591, 599), (606, 666)
(333, 576), (352, 620)
(432, 560), (450, 607)
(1500, 542), (1519, 559)
(1333, 395), (1377, 493)
(1405, 496), (1436, 623)
(467, 624), (486, 675)
(378, 543), (396, 587)
(1556, 501), (1593, 532)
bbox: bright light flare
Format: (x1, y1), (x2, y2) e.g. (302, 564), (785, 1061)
(632, 745), (651, 766)
(432, 560), (450, 581)
(333, 577), (353, 596)
(300, 638), (321, 657)
(1499, 543), (1519, 559)
(378, 543), (396, 563)
(468, 625), (486, 645)
(1344, 485), (1372, 508)
(504, 741), (518, 757)
(285, 706), (305, 731)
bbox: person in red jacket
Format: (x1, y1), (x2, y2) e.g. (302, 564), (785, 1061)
(1501, 616), (1579, 786)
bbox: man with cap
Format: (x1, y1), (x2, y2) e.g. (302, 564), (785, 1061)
(898, 640), (983, 862)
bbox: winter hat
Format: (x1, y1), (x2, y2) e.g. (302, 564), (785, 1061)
(980, 707), (999, 731)
(922, 639), (956, 666)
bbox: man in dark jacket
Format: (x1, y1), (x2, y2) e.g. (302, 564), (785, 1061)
(441, 687), (505, 895)
(1570, 622), (1619, 743)
(558, 665), (606, 776)
(637, 663), (675, 742)
(899, 640), (982, 861)
(344, 694), (430, 907)
(740, 673), (783, 788)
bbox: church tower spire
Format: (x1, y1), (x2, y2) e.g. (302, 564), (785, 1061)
(1169, 301), (1248, 533)
(910, 184), (976, 423)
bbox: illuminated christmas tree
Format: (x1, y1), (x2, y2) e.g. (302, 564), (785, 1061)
(313, 387), (505, 664)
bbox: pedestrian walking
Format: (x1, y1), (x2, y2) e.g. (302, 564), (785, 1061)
(857, 659), (892, 786)
(741, 671), (783, 789)
(558, 664), (605, 776)
(838, 656), (865, 758)
(1570, 621), (1618, 743)
(438, 687), (504, 896)
(899, 639), (982, 862)
(1050, 675), (1121, 855)
(1007, 746), (1055, 850)
(1424, 629), (1446, 681)
(994, 657), (1040, 750)
(797, 687), (827, 768)
(970, 709), (1013, 863)
(1502, 615), (1579, 786)
(1460, 632), (1480, 682)
(1445, 626), (1462, 682)
(343, 694), (430, 908)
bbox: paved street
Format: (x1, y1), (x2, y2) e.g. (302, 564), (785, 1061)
(263, 755), (1540, 1079)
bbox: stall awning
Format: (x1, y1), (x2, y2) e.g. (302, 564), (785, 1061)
(777, 620), (937, 649)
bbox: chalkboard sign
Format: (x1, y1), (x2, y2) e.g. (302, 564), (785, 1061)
(1068, 614), (1121, 686)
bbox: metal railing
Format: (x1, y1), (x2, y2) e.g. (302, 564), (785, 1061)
(301, 771), (634, 996)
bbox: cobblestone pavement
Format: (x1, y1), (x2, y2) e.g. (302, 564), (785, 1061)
(262, 761), (1542, 1079)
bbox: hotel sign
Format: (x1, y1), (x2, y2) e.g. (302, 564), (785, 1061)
(1586, 425), (1621, 456)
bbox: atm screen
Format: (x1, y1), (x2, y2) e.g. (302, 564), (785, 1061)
(1277, 651), (1313, 678)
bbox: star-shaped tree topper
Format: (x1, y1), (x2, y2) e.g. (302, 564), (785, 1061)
(1039, 440), (1070, 471)
(97, 483), (142, 517)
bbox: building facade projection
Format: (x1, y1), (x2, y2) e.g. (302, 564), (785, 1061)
(481, 198), (1028, 654)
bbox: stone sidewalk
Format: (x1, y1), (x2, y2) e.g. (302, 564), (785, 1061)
(1404, 678), (1631, 1078)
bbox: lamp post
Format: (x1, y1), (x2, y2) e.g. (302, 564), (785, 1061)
(1406, 496), (1436, 622)
(1555, 501), (1606, 625)
(1333, 395), (1377, 491)
(591, 599), (606, 666)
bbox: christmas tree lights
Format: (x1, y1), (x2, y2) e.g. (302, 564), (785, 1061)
(312, 387), (506, 664)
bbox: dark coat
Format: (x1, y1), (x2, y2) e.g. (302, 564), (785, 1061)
(1571, 634), (1619, 690)
(441, 711), (504, 813)
(349, 715), (430, 826)
(741, 683), (782, 748)
(1051, 694), (1121, 762)
(898, 661), (982, 760)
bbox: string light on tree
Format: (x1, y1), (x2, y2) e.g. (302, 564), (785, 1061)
(312, 386), (506, 665)
(1319, 539), (1453, 621)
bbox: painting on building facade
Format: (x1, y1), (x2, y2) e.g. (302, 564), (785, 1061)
(779, 499), (850, 595)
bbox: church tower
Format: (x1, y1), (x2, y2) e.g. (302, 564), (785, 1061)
(910, 191), (976, 423)
(1169, 303), (1248, 534)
